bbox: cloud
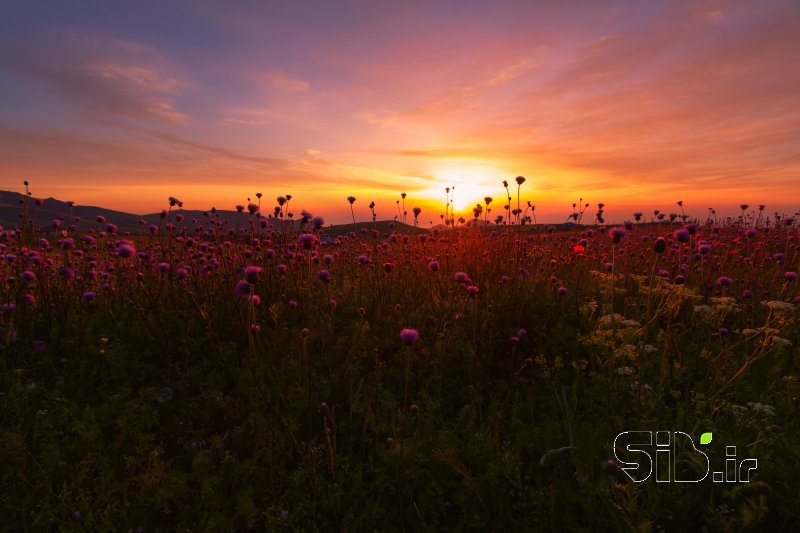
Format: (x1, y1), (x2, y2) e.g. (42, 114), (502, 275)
(220, 117), (269, 126)
(3, 31), (189, 123)
(368, 1), (800, 200)
(353, 54), (541, 128)
(260, 70), (310, 93)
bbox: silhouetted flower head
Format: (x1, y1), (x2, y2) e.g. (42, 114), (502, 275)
(608, 227), (628, 243)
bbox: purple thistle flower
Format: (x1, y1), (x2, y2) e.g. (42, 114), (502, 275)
(557, 286), (569, 296)
(21, 270), (35, 281)
(235, 280), (252, 296)
(673, 229), (691, 243)
(288, 300), (298, 309)
(608, 227), (628, 243)
(60, 238), (75, 250)
(742, 289), (753, 299)
(717, 276), (733, 287)
(323, 254), (334, 265)
(317, 269), (331, 283)
(82, 291), (96, 301)
(427, 260), (440, 272)
(297, 233), (316, 249)
(276, 264), (287, 274)
(176, 268), (189, 279)
(785, 272), (798, 282)
(454, 271), (468, 282)
(158, 262), (171, 273)
(21, 294), (35, 305)
(117, 244), (136, 258)
(244, 266), (262, 284)
(466, 285), (479, 298)
(399, 328), (420, 345)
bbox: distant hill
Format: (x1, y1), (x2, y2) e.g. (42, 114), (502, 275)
(0, 190), (427, 237)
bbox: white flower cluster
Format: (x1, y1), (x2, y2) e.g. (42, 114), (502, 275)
(598, 314), (639, 328)
(762, 300), (797, 313)
(771, 337), (793, 347)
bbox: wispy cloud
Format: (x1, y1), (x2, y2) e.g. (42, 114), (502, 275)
(260, 70), (310, 93)
(3, 31), (189, 123)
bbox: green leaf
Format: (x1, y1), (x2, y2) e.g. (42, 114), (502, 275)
(700, 432), (713, 445)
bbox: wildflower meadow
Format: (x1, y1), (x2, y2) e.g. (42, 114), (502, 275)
(1, 182), (799, 530)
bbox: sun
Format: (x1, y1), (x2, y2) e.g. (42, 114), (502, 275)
(424, 160), (509, 213)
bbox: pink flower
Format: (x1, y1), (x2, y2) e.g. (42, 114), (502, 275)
(244, 266), (262, 284)
(399, 328), (420, 345)
(117, 244), (136, 258)
(235, 280), (251, 296)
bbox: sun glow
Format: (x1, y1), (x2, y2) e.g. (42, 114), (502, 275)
(425, 160), (510, 213)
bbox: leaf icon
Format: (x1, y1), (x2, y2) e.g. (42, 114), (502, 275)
(700, 432), (713, 445)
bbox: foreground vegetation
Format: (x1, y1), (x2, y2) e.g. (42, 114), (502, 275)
(1, 189), (799, 530)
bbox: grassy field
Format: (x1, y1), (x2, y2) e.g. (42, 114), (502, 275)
(1, 199), (799, 530)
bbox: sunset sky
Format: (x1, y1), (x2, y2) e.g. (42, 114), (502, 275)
(1, 0), (799, 223)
